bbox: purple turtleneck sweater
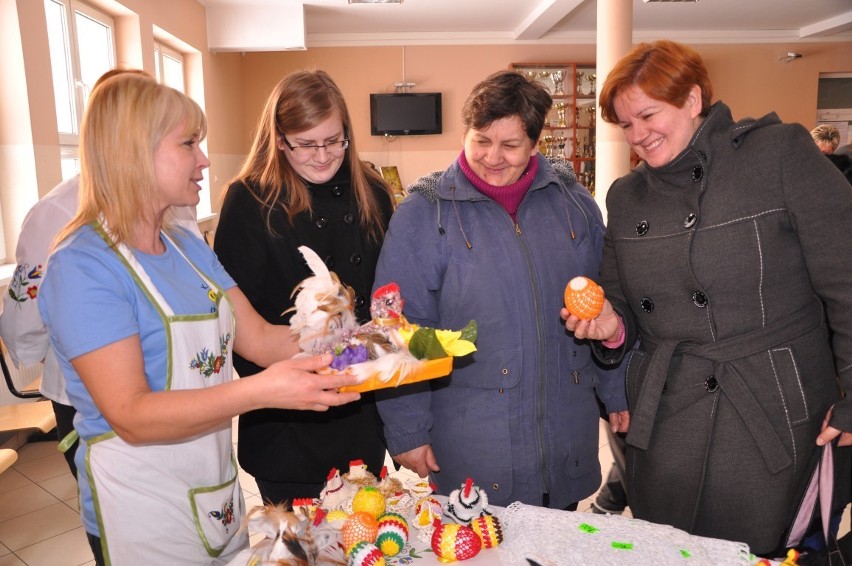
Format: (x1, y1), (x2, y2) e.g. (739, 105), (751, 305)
(458, 151), (538, 222)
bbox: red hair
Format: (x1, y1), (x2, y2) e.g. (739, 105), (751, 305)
(599, 40), (713, 125)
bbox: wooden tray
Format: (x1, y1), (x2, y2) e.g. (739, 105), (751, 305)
(339, 357), (453, 393)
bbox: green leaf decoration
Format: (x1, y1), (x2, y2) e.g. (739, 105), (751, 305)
(459, 320), (478, 343)
(408, 328), (447, 360)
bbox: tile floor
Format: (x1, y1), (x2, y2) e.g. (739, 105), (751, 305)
(0, 420), (847, 565)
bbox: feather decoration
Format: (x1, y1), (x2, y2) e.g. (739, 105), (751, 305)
(287, 246), (358, 354)
(244, 503), (345, 565)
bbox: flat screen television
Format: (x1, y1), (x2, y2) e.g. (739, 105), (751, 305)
(370, 92), (442, 136)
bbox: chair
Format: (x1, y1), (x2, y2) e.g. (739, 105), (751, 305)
(0, 339), (56, 435)
(1, 342), (41, 399)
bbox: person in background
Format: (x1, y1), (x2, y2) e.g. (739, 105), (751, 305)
(564, 40), (851, 556)
(373, 70), (628, 511)
(0, 68), (201, 479)
(214, 70), (394, 504)
(38, 73), (362, 565)
(826, 152), (852, 185)
(810, 124), (841, 155)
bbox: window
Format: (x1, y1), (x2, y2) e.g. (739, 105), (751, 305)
(154, 42), (185, 93)
(45, 0), (115, 179)
(154, 38), (211, 219)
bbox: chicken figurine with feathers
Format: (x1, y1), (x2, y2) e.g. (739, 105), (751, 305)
(287, 246), (358, 355)
(289, 245), (476, 388)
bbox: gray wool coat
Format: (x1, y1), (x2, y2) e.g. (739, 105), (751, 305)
(597, 102), (852, 555)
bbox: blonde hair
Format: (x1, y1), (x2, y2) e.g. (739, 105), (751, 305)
(228, 69), (391, 241)
(59, 74), (207, 247)
(810, 124), (840, 153)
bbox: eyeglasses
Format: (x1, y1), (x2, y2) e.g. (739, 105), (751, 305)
(281, 136), (350, 156)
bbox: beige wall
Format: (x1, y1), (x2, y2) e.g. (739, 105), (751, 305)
(232, 41), (852, 196)
(2, 0), (852, 258)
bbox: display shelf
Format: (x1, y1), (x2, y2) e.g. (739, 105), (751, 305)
(510, 62), (596, 195)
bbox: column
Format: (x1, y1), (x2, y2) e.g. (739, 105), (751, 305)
(595, 0), (633, 222)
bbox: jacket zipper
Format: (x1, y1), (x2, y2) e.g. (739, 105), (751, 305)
(511, 213), (549, 503)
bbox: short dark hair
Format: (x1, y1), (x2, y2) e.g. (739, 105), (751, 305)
(599, 40), (713, 125)
(462, 70), (553, 143)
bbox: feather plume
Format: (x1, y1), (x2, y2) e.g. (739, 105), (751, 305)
(288, 246), (358, 353)
(349, 351), (424, 385)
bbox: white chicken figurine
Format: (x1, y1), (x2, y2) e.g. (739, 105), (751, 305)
(288, 246), (359, 355)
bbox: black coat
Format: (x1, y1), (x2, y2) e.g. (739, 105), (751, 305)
(214, 168), (394, 484)
(598, 102), (852, 554)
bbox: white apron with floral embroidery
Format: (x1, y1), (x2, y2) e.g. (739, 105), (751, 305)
(86, 232), (247, 565)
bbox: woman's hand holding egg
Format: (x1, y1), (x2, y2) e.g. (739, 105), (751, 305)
(561, 277), (621, 342)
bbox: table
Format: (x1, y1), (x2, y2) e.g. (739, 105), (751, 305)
(229, 497), (777, 566)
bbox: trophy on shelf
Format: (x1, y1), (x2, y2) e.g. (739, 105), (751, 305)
(551, 70), (565, 95)
(589, 73), (597, 95)
(556, 136), (567, 159)
(555, 102), (567, 128)
(524, 70), (537, 82)
(539, 71), (552, 93)
(576, 71), (585, 95)
(585, 105), (596, 128)
(543, 135), (554, 158)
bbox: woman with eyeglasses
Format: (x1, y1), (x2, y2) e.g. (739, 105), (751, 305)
(214, 69), (395, 504)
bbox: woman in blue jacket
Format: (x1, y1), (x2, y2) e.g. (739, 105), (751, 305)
(373, 70), (629, 510)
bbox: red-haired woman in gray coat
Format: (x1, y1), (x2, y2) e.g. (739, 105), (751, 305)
(564, 40), (851, 557)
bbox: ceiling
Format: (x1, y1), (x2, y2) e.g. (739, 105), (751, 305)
(199, 0), (852, 51)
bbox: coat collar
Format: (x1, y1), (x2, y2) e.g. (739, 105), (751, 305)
(644, 101), (782, 182)
(434, 154), (559, 202)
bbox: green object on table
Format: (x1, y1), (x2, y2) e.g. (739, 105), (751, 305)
(578, 523), (599, 534)
(611, 541), (633, 550)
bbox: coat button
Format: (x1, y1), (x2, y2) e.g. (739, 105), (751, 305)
(692, 291), (708, 307)
(661, 381), (668, 394)
(640, 297), (654, 312)
(354, 295), (365, 308)
(501, 368), (509, 375)
(343, 212), (354, 225)
(705, 375), (719, 392)
(324, 255), (335, 268)
(315, 216), (328, 228)
(636, 220), (649, 236)
(491, 483), (500, 491)
(692, 166), (703, 182)
(684, 213), (697, 228)
(332, 185), (344, 197)
(349, 253), (362, 265)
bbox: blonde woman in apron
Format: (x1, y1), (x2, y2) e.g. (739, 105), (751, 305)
(38, 74), (362, 565)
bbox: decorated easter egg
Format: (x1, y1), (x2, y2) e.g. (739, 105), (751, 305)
(352, 486), (386, 519)
(342, 512), (379, 553)
(347, 540), (386, 566)
(563, 276), (604, 320)
(414, 496), (443, 527)
(470, 514), (503, 548)
(376, 512), (409, 557)
(431, 523), (482, 562)
(326, 509), (350, 524)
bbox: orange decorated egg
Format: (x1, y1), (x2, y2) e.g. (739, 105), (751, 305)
(342, 512), (379, 553)
(470, 514), (503, 548)
(352, 486), (386, 519)
(431, 523), (482, 562)
(563, 276), (604, 320)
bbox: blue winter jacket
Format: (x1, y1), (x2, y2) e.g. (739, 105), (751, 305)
(374, 155), (627, 509)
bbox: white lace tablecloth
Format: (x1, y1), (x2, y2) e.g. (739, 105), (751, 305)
(230, 498), (779, 566)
